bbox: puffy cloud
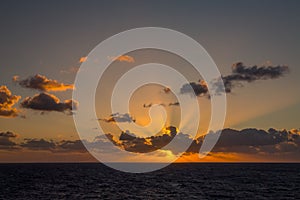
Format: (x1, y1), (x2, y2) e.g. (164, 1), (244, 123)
(110, 126), (184, 153)
(0, 85), (21, 118)
(109, 55), (135, 63)
(181, 62), (289, 96)
(15, 74), (74, 92)
(180, 80), (208, 97)
(21, 93), (78, 114)
(0, 131), (18, 149)
(99, 113), (136, 123)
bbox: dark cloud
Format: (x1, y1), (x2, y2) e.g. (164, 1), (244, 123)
(181, 62), (289, 96)
(0, 86), (21, 118)
(99, 113), (136, 123)
(0, 131), (18, 149)
(112, 126), (182, 153)
(163, 87), (171, 94)
(232, 62), (289, 79)
(169, 102), (180, 106)
(21, 93), (78, 114)
(21, 139), (56, 151)
(14, 74), (74, 92)
(1, 128), (299, 160)
(56, 140), (87, 153)
(143, 102), (179, 108)
(187, 128), (300, 155)
(220, 62), (289, 93)
(143, 103), (152, 108)
(180, 80), (208, 97)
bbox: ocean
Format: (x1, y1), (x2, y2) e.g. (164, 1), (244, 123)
(0, 163), (299, 199)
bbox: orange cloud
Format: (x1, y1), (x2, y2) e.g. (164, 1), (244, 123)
(79, 56), (87, 63)
(15, 74), (74, 92)
(0, 85), (21, 118)
(12, 75), (19, 82)
(110, 55), (135, 63)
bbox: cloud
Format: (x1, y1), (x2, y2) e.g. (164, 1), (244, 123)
(143, 103), (152, 108)
(143, 102), (179, 108)
(232, 62), (289, 79)
(186, 128), (300, 155)
(56, 140), (87, 153)
(79, 56), (87, 63)
(163, 87), (171, 93)
(0, 86), (21, 118)
(169, 102), (180, 106)
(15, 138), (87, 153)
(109, 126), (188, 153)
(21, 93), (78, 114)
(220, 62), (289, 93)
(109, 55), (135, 63)
(181, 62), (289, 97)
(180, 80), (208, 97)
(15, 74), (74, 92)
(99, 113), (136, 123)
(12, 75), (19, 82)
(0, 131), (18, 149)
(21, 139), (56, 151)
(1, 127), (299, 162)
(60, 67), (79, 74)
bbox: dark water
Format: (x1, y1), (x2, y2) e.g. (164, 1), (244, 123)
(0, 163), (299, 199)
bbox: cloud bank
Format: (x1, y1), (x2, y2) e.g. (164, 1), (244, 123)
(1, 127), (300, 162)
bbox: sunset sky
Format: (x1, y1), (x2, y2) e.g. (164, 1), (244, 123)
(0, 0), (300, 162)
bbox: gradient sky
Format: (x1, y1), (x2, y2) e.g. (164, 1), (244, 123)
(0, 0), (300, 162)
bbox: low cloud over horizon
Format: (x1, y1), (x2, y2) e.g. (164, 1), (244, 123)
(1, 127), (299, 162)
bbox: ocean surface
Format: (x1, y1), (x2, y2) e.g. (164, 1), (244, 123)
(0, 163), (299, 199)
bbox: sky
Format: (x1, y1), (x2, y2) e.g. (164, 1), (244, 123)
(0, 0), (300, 163)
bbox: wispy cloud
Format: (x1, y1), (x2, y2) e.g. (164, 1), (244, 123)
(109, 55), (135, 63)
(60, 67), (79, 74)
